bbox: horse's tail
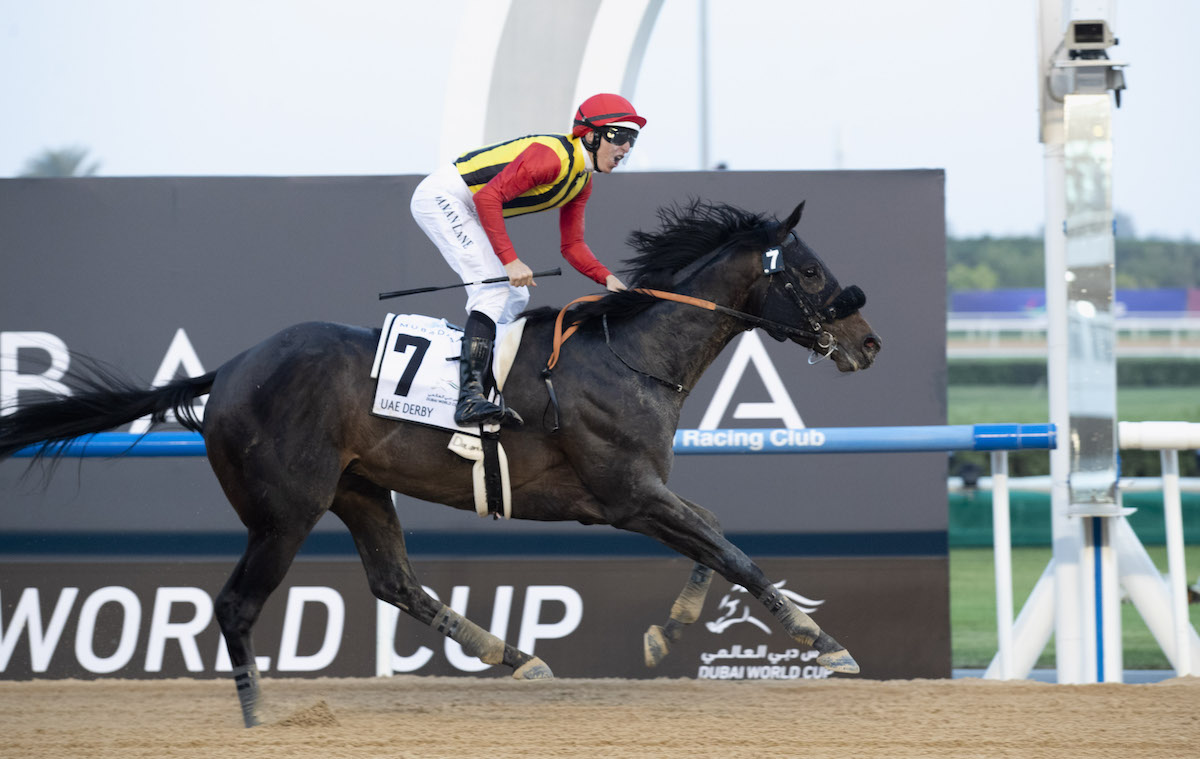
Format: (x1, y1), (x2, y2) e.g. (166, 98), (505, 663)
(0, 367), (216, 464)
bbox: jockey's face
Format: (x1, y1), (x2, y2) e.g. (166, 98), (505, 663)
(593, 127), (634, 173)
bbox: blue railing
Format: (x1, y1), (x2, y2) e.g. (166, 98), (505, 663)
(14, 423), (1056, 458)
(12, 431), (206, 458)
(673, 424), (1055, 454)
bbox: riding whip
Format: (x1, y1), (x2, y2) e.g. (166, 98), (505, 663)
(378, 268), (563, 300)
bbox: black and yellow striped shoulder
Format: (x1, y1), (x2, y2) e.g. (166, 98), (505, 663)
(455, 134), (591, 218)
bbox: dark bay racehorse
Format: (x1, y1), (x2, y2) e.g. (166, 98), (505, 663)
(0, 200), (880, 727)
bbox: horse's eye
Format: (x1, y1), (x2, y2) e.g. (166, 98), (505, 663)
(802, 265), (820, 278)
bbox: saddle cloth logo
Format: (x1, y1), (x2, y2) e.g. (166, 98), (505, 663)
(369, 313), (523, 435)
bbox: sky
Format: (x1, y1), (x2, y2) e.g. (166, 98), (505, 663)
(2, 0), (1198, 240)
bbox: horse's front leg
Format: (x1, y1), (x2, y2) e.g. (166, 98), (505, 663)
(618, 488), (859, 674)
(645, 497), (719, 666)
(756, 584), (858, 673)
(643, 495), (717, 666)
(644, 562), (714, 666)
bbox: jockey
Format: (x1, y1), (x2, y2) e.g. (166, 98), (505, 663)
(410, 93), (646, 427)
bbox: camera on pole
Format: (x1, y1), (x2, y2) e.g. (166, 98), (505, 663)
(1048, 19), (1128, 106)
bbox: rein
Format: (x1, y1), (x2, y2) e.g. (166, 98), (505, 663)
(537, 244), (865, 431)
(544, 288), (827, 371)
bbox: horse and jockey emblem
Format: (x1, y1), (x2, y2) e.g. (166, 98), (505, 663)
(705, 580), (824, 634)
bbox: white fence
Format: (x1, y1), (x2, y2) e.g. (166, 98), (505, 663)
(948, 313), (1200, 358)
(982, 421), (1200, 680)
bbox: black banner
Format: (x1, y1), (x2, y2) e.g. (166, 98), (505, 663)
(0, 558), (948, 680)
(0, 172), (949, 679)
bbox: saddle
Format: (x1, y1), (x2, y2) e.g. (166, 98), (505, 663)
(370, 313), (524, 518)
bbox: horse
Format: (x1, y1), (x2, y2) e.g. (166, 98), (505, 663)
(0, 199), (881, 727)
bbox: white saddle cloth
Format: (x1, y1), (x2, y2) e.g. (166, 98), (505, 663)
(369, 313), (523, 518)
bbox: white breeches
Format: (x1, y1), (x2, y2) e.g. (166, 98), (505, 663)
(410, 163), (530, 324)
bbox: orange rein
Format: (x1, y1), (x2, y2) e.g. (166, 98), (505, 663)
(545, 289), (717, 371)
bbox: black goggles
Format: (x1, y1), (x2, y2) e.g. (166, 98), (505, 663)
(602, 126), (638, 147)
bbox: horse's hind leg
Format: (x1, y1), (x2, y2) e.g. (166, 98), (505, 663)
(215, 525), (314, 727)
(207, 440), (339, 727)
(329, 473), (553, 680)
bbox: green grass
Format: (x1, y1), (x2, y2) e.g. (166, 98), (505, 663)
(947, 385), (1200, 425)
(951, 545), (1200, 670)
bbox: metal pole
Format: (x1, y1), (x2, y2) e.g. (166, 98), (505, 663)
(1039, 0), (1086, 684)
(1041, 0), (1128, 684)
(698, 0), (710, 170)
(1044, 137), (1086, 682)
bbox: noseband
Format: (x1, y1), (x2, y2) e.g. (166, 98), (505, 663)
(760, 232), (866, 361)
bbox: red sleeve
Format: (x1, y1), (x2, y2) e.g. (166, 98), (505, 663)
(558, 180), (611, 285)
(471, 143), (563, 265)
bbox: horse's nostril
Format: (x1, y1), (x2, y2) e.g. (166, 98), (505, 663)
(864, 335), (882, 353)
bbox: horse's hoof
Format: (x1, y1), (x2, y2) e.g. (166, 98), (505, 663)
(644, 624), (670, 667)
(816, 648), (860, 674)
(512, 656), (554, 680)
(233, 665), (263, 728)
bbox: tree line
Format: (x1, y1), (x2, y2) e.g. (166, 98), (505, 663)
(948, 236), (1200, 291)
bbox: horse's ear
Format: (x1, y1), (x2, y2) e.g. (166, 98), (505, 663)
(778, 201), (805, 243)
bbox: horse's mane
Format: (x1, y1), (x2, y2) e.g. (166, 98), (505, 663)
(623, 199), (772, 288)
(523, 200), (774, 329)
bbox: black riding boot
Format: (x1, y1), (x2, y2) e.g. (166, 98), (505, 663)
(455, 314), (522, 427)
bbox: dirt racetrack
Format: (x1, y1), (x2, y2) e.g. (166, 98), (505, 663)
(2, 675), (1199, 759)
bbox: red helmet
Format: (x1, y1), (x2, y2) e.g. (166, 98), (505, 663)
(572, 93), (646, 137)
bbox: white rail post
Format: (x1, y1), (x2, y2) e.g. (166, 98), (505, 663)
(991, 450), (1015, 679)
(1160, 446), (1193, 676)
(1116, 421), (1200, 674)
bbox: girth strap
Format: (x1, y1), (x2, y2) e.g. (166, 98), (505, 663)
(480, 427), (504, 518)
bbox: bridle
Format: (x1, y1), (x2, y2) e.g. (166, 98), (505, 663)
(546, 232), (865, 366)
(760, 231), (866, 363)
(539, 231), (866, 431)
